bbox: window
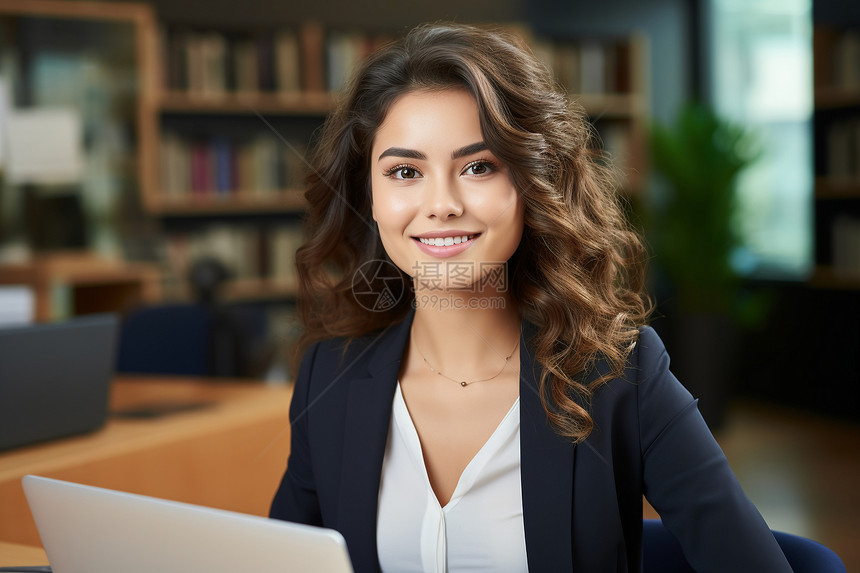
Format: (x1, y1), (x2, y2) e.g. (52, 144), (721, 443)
(706, 0), (813, 278)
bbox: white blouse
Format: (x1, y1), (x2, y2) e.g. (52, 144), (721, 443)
(376, 382), (528, 573)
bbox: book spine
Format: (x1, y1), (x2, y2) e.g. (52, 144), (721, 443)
(300, 21), (326, 93)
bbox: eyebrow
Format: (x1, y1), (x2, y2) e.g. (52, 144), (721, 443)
(452, 141), (488, 159)
(378, 147), (426, 161)
(377, 141), (489, 162)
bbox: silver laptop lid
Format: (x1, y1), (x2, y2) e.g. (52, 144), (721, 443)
(22, 475), (354, 573)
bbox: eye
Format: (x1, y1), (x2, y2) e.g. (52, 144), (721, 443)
(384, 164), (422, 180)
(462, 160), (497, 176)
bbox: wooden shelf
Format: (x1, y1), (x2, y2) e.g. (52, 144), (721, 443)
(0, 252), (162, 321)
(576, 93), (646, 119)
(813, 25), (860, 292)
(148, 189), (307, 215)
(815, 177), (860, 199)
(158, 91), (334, 116)
(0, 0), (152, 22)
(162, 277), (298, 303)
(223, 277), (298, 301)
(815, 85), (860, 110)
(808, 265), (860, 289)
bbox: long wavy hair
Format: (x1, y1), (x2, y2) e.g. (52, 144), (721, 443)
(294, 23), (651, 442)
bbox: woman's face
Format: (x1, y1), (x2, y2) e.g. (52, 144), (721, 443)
(370, 88), (524, 293)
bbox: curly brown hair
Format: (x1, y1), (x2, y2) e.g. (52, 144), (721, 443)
(294, 22), (651, 442)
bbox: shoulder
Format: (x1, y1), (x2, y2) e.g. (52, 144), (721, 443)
(634, 325), (667, 360)
(628, 326), (691, 398)
(588, 325), (671, 394)
(588, 325), (696, 436)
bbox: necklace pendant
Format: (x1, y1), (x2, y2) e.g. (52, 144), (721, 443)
(460, 381), (467, 387)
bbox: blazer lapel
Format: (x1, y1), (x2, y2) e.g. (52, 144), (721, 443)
(519, 321), (576, 571)
(332, 312), (576, 572)
(336, 311), (414, 573)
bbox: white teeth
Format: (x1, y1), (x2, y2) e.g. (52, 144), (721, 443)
(419, 235), (473, 246)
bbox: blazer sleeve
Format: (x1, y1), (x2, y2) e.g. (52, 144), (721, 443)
(269, 341), (324, 525)
(636, 327), (792, 572)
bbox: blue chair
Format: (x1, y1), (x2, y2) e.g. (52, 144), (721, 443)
(116, 302), (269, 378)
(642, 518), (847, 573)
(115, 303), (214, 376)
(116, 258), (271, 378)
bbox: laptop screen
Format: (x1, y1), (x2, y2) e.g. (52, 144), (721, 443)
(0, 313), (118, 450)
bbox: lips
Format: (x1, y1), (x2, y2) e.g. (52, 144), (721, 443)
(412, 232), (481, 258)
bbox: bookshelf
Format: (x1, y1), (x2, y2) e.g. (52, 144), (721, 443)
(143, 22), (401, 302)
(530, 32), (649, 194)
(0, 0), (160, 318)
(143, 21), (399, 214)
(0, 0), (158, 219)
(812, 24), (860, 288)
(146, 23), (314, 301)
(0, 6), (650, 306)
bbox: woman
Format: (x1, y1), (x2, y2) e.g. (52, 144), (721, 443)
(270, 23), (792, 573)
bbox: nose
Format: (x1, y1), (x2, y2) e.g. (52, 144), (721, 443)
(422, 175), (464, 221)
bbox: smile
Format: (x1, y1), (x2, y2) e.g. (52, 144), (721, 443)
(417, 234), (476, 247)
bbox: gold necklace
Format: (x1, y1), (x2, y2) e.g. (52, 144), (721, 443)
(412, 330), (520, 388)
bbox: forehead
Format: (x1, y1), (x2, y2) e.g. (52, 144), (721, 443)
(372, 88), (483, 153)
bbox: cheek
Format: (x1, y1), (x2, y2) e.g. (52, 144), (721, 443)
(475, 183), (522, 227)
(497, 188), (525, 251)
(371, 186), (415, 232)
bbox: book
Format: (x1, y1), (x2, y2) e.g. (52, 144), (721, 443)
(832, 215), (860, 275)
(835, 30), (860, 89)
(234, 37), (259, 96)
(200, 31), (227, 97)
(190, 141), (212, 194)
(827, 119), (857, 179)
(274, 28), (301, 95)
(553, 43), (580, 93)
(256, 30), (276, 93)
(300, 21), (326, 93)
(579, 42), (606, 95)
(213, 136), (233, 195)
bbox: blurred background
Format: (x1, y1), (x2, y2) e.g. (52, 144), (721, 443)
(0, 0), (857, 567)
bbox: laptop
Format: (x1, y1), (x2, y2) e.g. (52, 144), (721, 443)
(0, 314), (119, 450)
(22, 475), (354, 573)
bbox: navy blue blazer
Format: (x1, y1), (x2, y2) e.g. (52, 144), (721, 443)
(270, 311), (792, 572)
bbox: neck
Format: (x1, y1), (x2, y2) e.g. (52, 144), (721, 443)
(410, 289), (521, 378)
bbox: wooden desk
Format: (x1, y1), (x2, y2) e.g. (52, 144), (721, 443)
(0, 376), (292, 547)
(0, 541), (48, 566)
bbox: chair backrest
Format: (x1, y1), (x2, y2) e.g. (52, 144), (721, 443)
(116, 304), (213, 376)
(772, 529), (848, 573)
(116, 302), (270, 378)
(642, 519), (847, 573)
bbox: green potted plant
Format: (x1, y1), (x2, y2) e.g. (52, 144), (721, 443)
(648, 102), (762, 429)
